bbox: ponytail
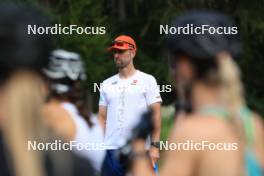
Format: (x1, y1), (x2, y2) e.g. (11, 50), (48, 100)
(217, 53), (246, 141)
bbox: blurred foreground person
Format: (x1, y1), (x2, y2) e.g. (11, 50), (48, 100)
(132, 11), (264, 176)
(0, 3), (95, 176)
(43, 49), (105, 174)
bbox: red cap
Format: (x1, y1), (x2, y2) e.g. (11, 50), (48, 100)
(108, 35), (137, 51)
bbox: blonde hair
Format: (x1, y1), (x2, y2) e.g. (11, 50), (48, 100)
(3, 71), (46, 176)
(217, 53), (246, 141)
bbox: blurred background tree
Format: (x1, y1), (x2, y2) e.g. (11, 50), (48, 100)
(13, 0), (264, 117)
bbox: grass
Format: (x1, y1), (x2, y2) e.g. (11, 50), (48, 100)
(160, 115), (174, 142)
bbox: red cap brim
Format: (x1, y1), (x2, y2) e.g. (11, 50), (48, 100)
(107, 45), (130, 52)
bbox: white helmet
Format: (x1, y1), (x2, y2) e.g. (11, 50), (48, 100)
(43, 49), (86, 94)
(43, 49), (86, 81)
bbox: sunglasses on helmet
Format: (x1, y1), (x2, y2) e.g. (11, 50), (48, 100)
(111, 40), (135, 49)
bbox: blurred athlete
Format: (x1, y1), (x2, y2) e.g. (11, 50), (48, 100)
(43, 49), (105, 174)
(0, 3), (95, 176)
(132, 10), (264, 176)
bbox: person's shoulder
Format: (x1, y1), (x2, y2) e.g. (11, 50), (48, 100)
(43, 102), (70, 120)
(43, 102), (76, 141)
(102, 74), (118, 85)
(171, 114), (237, 142)
(252, 112), (264, 127)
(137, 70), (157, 82)
(251, 112), (264, 140)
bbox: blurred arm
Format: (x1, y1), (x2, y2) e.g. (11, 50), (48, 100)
(149, 102), (161, 166)
(150, 102), (161, 143)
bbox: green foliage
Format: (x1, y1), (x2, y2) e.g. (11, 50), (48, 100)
(15, 0), (264, 116)
(160, 116), (174, 142)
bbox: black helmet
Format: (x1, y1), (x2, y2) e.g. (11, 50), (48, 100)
(167, 10), (242, 60)
(0, 3), (54, 82)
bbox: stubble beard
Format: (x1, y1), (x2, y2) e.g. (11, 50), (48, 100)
(115, 59), (129, 69)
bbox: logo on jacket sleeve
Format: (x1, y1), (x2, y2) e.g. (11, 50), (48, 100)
(111, 81), (118, 85)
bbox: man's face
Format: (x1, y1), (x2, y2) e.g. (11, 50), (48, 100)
(113, 49), (135, 69)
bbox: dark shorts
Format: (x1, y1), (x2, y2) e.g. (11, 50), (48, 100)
(101, 150), (125, 176)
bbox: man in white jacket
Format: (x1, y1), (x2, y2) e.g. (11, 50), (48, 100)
(98, 35), (162, 176)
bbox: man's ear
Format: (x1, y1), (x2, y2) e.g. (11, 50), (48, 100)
(131, 50), (136, 58)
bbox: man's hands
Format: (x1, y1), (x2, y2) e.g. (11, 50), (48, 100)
(150, 146), (160, 167)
